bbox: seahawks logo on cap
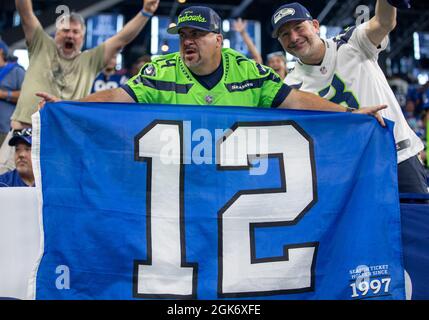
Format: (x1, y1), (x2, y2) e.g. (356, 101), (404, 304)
(274, 8), (295, 24)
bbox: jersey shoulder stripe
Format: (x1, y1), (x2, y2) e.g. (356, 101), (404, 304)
(332, 26), (356, 50)
(133, 76), (193, 94)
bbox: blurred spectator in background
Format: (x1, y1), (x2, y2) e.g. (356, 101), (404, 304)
(403, 99), (425, 139)
(421, 104), (429, 168)
(388, 74), (408, 110)
(10, 0), (160, 131)
(128, 54), (152, 78)
(0, 128), (34, 187)
(0, 0), (160, 174)
(233, 18), (288, 80)
(266, 51), (288, 80)
(0, 40), (25, 146)
(406, 82), (422, 115)
(420, 83), (429, 116)
(232, 18), (263, 64)
(91, 55), (128, 93)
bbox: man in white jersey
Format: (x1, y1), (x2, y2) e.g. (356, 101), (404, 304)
(271, 1), (428, 194)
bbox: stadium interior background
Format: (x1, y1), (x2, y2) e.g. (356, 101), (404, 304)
(0, 0), (428, 76)
(0, 0), (429, 172)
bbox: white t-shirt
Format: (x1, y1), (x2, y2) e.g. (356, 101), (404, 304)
(285, 22), (423, 163)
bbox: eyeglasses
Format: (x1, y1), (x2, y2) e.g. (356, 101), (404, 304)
(12, 128), (32, 138)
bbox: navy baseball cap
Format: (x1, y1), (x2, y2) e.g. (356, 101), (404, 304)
(167, 6), (221, 35)
(271, 3), (313, 38)
(0, 39), (9, 58)
(9, 128), (32, 147)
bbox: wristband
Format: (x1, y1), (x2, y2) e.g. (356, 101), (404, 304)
(140, 10), (153, 18)
(6, 90), (12, 102)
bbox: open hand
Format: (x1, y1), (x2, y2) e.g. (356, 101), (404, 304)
(36, 92), (61, 110)
(352, 105), (387, 127)
(232, 18), (247, 34)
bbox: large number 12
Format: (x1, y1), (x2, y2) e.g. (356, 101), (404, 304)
(133, 120), (318, 299)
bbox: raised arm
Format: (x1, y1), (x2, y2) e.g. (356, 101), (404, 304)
(366, 0), (397, 47)
(280, 89), (387, 126)
(232, 18), (263, 64)
(103, 0), (159, 65)
(15, 0), (42, 44)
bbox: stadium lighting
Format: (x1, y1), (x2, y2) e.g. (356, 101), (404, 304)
(413, 32), (421, 60)
(223, 39), (230, 49)
(320, 25), (327, 39)
(222, 20), (230, 33)
(161, 41), (169, 53)
(151, 16), (159, 55)
(178, 0), (187, 4)
(13, 49), (29, 70)
(417, 73), (428, 85)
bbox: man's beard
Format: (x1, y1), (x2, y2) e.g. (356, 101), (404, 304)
(183, 54), (202, 70)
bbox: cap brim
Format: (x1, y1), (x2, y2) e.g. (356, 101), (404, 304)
(167, 26), (179, 35)
(8, 136), (31, 147)
(167, 24), (215, 35)
(271, 17), (310, 38)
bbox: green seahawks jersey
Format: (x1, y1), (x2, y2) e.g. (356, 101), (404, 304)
(124, 48), (290, 108)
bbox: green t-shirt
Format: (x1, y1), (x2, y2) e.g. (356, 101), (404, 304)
(124, 48), (290, 108)
(12, 26), (105, 125)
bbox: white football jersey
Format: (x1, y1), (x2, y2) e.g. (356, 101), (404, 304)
(285, 21), (423, 163)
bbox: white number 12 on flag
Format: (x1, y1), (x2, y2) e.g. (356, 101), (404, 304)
(133, 120), (318, 299)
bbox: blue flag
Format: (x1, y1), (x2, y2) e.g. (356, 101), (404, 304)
(30, 102), (405, 300)
(401, 202), (429, 300)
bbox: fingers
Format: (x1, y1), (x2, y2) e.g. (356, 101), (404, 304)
(36, 92), (48, 99)
(35, 92), (59, 102)
(35, 92), (60, 111)
(371, 104), (387, 112)
(233, 18), (244, 32)
(353, 105), (388, 127)
(357, 105), (387, 113)
(37, 99), (46, 111)
(374, 112), (386, 127)
(354, 104), (387, 127)
(367, 105), (387, 127)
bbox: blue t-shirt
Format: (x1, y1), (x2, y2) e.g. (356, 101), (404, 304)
(0, 169), (31, 187)
(0, 63), (26, 133)
(90, 72), (128, 93)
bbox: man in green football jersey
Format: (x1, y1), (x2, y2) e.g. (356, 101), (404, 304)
(37, 6), (386, 125)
